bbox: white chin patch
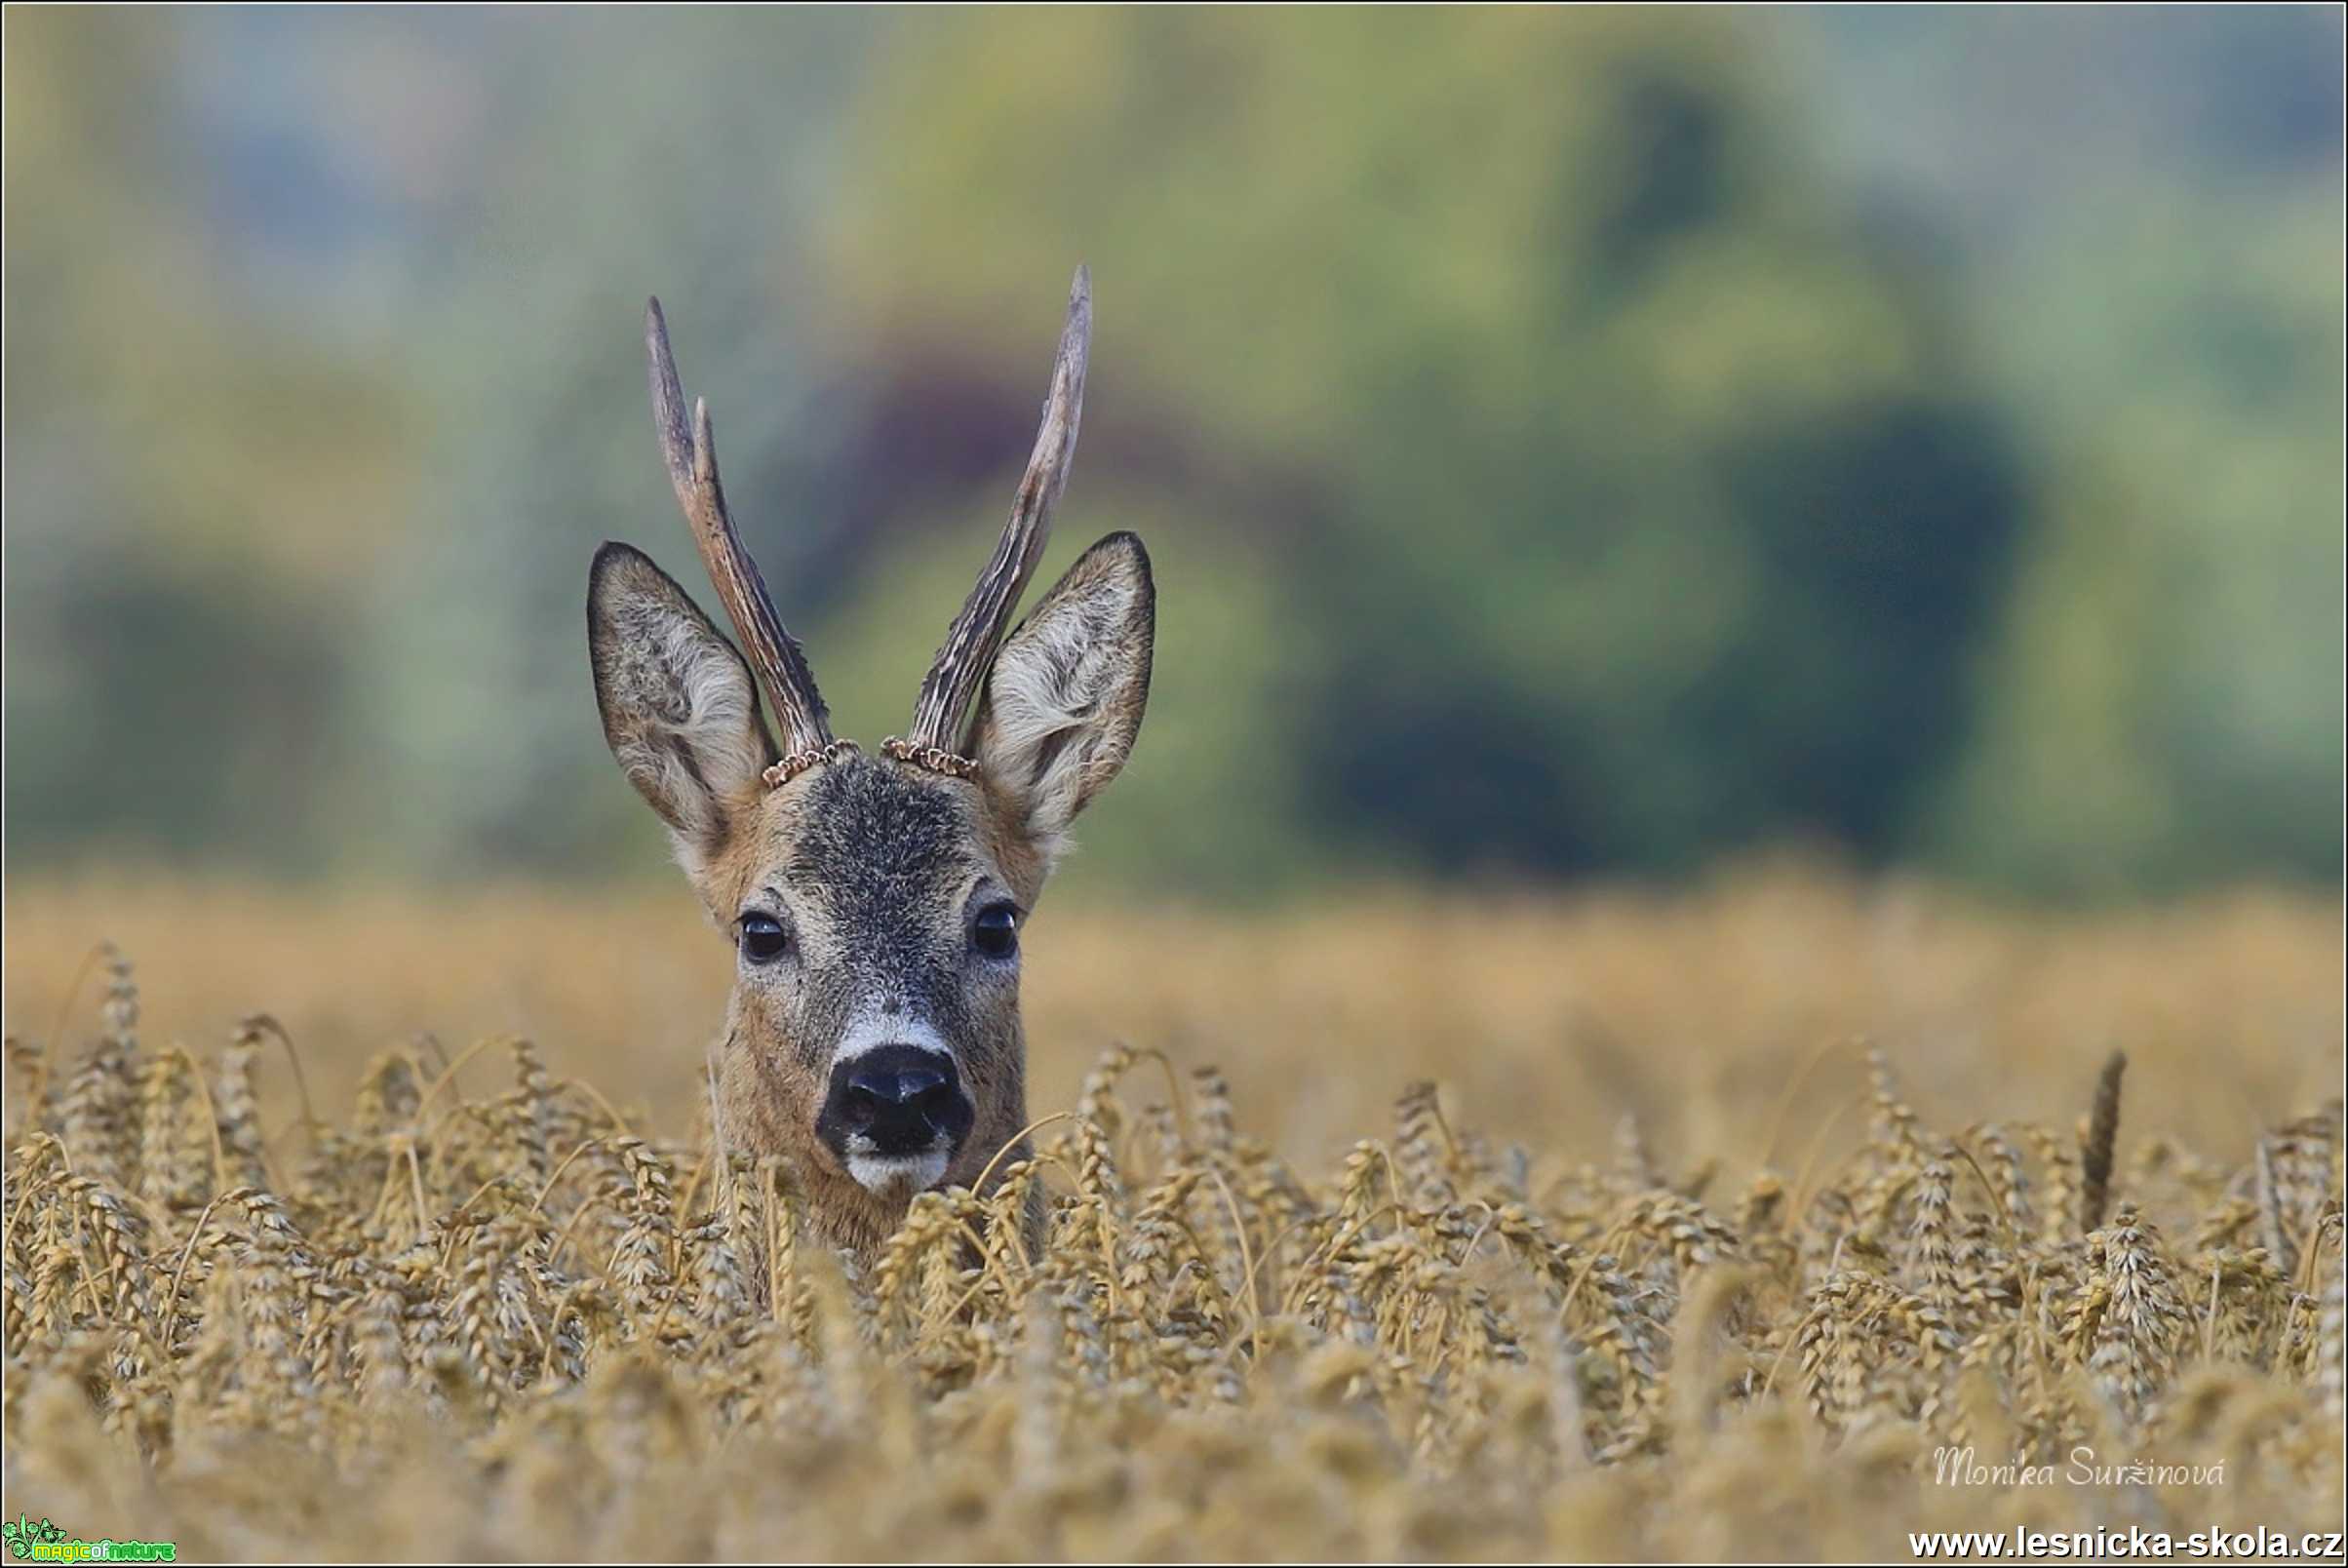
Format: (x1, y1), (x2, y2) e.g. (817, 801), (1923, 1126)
(847, 1147), (950, 1197)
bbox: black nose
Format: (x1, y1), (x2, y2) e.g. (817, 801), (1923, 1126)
(817, 1043), (973, 1160)
(844, 1063), (949, 1119)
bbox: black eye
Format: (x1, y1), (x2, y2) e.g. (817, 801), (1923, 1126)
(971, 902), (1019, 960)
(738, 913), (790, 963)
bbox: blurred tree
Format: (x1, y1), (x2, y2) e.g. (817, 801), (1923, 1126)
(1802, 8), (2345, 891)
(3, 7), (2336, 899)
(3, 9), (415, 871)
(333, 10), (877, 879)
(1925, 189), (2344, 892)
(824, 9), (2026, 880)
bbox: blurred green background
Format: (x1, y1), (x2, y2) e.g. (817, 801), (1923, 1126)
(5, 7), (2340, 902)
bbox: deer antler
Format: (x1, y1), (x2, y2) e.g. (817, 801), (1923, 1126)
(644, 297), (835, 775)
(893, 265), (1092, 768)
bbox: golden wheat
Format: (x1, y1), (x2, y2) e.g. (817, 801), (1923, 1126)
(2, 877), (2342, 1560)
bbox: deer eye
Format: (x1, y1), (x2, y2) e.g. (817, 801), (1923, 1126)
(738, 913), (790, 963)
(971, 902), (1019, 960)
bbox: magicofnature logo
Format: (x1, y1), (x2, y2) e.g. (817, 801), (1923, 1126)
(2, 1514), (176, 1562)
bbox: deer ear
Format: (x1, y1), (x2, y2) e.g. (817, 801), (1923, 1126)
(588, 542), (777, 876)
(970, 532), (1154, 866)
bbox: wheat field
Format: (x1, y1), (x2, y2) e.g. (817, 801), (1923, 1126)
(2, 864), (2341, 1559)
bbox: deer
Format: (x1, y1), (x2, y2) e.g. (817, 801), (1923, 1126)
(586, 268), (1153, 1260)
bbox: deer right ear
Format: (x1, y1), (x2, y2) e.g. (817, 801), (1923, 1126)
(968, 531), (1154, 870)
(587, 542), (778, 874)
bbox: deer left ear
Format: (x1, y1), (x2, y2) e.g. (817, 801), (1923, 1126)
(970, 531), (1154, 863)
(586, 542), (778, 880)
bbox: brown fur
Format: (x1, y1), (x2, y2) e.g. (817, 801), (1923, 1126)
(699, 759), (1037, 1255)
(587, 532), (1154, 1262)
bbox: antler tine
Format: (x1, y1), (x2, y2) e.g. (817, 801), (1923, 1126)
(902, 265), (1092, 757)
(645, 296), (832, 761)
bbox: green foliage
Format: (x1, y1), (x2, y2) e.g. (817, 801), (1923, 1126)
(829, 9), (2027, 878)
(1, 8), (2337, 895)
(1929, 188), (2345, 892)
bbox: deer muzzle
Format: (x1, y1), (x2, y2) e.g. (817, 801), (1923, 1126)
(816, 1041), (974, 1196)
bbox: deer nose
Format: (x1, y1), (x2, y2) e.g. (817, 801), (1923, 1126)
(842, 1063), (949, 1118)
(818, 1043), (972, 1163)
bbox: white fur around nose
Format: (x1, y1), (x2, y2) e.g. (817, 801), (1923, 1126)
(830, 1008), (956, 1071)
(846, 1147), (951, 1197)
(832, 1007), (958, 1196)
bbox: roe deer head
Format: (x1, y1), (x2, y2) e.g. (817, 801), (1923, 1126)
(586, 269), (1152, 1257)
